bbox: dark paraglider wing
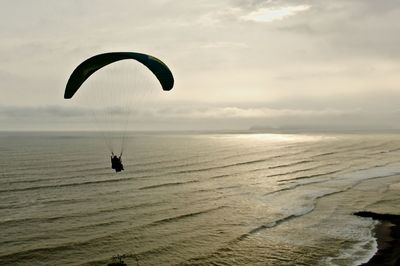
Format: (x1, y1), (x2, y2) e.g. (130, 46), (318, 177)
(64, 52), (174, 99)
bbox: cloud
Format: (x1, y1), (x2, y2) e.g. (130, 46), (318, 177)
(155, 105), (348, 120)
(1, 0), (400, 131)
(0, 105), (89, 119)
(242, 5), (311, 22)
(273, 0), (400, 59)
(2, 100), (399, 131)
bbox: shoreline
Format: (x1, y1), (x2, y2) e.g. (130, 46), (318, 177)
(354, 211), (400, 265)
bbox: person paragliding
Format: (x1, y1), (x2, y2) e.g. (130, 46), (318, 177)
(64, 52), (174, 172)
(111, 152), (124, 172)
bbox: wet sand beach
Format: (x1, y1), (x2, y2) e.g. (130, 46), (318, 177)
(355, 211), (400, 266)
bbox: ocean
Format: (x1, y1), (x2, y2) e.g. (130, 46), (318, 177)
(1, 132), (400, 265)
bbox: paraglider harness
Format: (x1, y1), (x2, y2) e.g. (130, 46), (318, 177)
(111, 152), (124, 172)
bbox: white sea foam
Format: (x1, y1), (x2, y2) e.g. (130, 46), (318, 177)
(321, 220), (378, 266)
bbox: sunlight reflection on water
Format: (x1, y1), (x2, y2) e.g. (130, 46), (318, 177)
(226, 133), (332, 143)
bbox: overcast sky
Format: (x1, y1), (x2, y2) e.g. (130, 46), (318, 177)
(1, 0), (399, 131)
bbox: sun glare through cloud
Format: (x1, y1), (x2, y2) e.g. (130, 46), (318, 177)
(242, 5), (311, 22)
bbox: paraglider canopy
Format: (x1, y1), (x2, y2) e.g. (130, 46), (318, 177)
(64, 52), (174, 99)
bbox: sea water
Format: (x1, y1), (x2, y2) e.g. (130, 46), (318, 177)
(1, 132), (400, 265)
